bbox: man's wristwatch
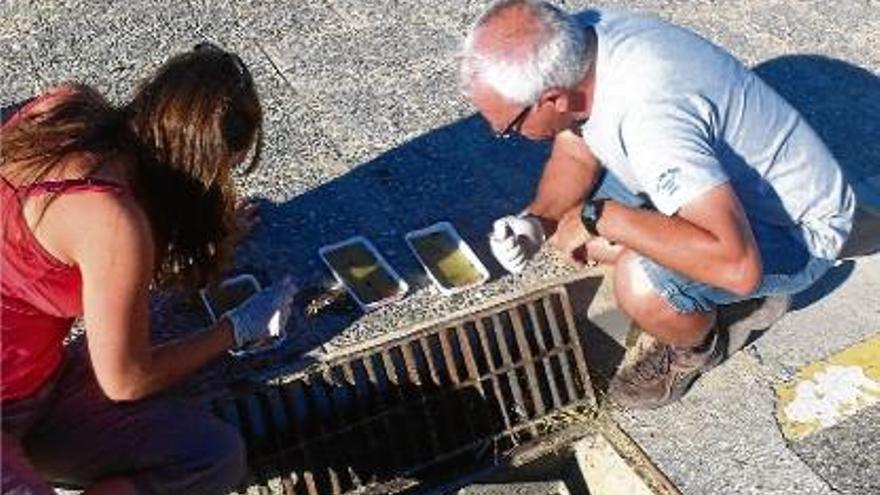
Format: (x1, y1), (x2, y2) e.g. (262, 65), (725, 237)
(581, 199), (606, 236)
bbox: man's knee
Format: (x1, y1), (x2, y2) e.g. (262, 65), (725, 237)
(613, 250), (668, 324)
(613, 251), (715, 340)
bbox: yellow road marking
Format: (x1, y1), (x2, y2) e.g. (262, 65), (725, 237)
(776, 333), (880, 441)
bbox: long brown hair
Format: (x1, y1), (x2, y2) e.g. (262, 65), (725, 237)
(1, 44), (264, 289)
(124, 44), (263, 288)
(1, 85), (127, 187)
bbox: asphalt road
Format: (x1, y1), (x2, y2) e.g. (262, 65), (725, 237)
(2, 1), (878, 494)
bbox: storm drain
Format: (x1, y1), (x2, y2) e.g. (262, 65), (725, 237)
(212, 286), (595, 494)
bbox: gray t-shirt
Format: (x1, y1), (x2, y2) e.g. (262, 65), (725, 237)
(579, 9), (855, 260)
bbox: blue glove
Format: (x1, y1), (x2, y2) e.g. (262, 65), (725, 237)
(224, 276), (298, 349)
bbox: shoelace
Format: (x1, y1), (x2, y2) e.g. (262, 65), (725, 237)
(624, 342), (673, 383)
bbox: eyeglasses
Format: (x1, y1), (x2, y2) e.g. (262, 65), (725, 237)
(495, 105), (532, 139)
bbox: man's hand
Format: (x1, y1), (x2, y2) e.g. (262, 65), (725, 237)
(549, 203), (624, 267)
(548, 204), (592, 267)
(584, 236), (624, 265)
(490, 213), (545, 273)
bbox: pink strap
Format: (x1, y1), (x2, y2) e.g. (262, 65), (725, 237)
(21, 177), (127, 197)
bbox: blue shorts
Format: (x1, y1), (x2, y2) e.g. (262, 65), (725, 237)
(588, 170), (834, 314)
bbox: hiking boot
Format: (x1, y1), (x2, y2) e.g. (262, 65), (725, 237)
(608, 329), (723, 410)
(718, 295), (791, 357)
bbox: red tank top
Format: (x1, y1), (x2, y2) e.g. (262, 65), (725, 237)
(1, 96), (126, 401)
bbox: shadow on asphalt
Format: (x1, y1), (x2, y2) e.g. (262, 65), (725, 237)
(150, 114), (550, 396)
(159, 55), (879, 396)
(791, 259), (856, 311)
(754, 55), (880, 189)
(243, 116), (548, 290)
(754, 55), (880, 310)
(235, 117), (550, 360)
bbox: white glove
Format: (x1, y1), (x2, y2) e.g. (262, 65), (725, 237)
(224, 277), (298, 349)
(489, 212), (545, 274)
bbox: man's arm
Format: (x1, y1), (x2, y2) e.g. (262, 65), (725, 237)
(528, 129), (602, 235)
(595, 182), (763, 296)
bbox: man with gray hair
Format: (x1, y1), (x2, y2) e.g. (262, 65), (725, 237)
(461, 0), (854, 409)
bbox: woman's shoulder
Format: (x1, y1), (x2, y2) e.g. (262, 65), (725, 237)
(51, 166), (145, 230)
(52, 183), (153, 264)
(30, 153), (150, 261)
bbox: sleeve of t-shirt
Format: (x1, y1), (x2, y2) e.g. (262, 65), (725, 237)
(620, 96), (729, 216)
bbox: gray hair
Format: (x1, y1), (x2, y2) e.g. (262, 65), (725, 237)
(460, 0), (594, 105)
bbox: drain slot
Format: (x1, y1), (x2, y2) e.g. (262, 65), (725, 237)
(214, 287), (595, 494)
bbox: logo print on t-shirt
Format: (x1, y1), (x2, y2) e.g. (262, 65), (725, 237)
(656, 167), (681, 197)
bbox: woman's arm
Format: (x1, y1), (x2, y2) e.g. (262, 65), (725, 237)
(60, 191), (236, 401)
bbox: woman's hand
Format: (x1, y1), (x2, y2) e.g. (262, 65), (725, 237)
(224, 277), (299, 349)
(230, 198), (260, 245)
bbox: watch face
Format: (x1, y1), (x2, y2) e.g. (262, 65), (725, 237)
(581, 201), (600, 236)
(583, 202), (595, 221)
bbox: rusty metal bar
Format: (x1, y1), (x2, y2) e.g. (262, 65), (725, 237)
(507, 307), (546, 418)
(438, 327), (461, 384)
(400, 341), (443, 457)
(452, 323), (495, 437)
(360, 355), (403, 471)
(218, 286), (594, 494)
(453, 324), (480, 382)
(488, 313), (530, 428)
(437, 327), (479, 445)
(541, 295), (578, 403)
(257, 387), (296, 494)
(417, 336), (442, 387)
(301, 380), (339, 494)
(473, 317), (515, 432)
(417, 335), (459, 450)
(526, 301), (563, 410)
(380, 348), (421, 464)
(278, 383), (317, 495)
(555, 293), (594, 403)
(321, 368), (356, 493)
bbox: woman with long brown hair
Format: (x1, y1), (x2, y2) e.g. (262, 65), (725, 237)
(1, 44), (296, 494)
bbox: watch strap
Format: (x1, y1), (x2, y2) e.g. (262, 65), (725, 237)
(581, 199), (605, 236)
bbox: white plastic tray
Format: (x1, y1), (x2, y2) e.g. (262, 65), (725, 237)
(405, 221), (490, 295)
(319, 236), (409, 312)
(199, 274), (288, 357)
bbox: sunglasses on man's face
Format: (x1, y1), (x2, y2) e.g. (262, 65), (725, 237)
(494, 105), (532, 139)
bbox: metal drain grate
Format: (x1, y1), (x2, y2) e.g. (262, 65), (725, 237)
(213, 286), (595, 494)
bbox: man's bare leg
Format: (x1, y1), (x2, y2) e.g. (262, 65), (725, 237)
(614, 250), (715, 347)
(605, 250), (723, 409)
